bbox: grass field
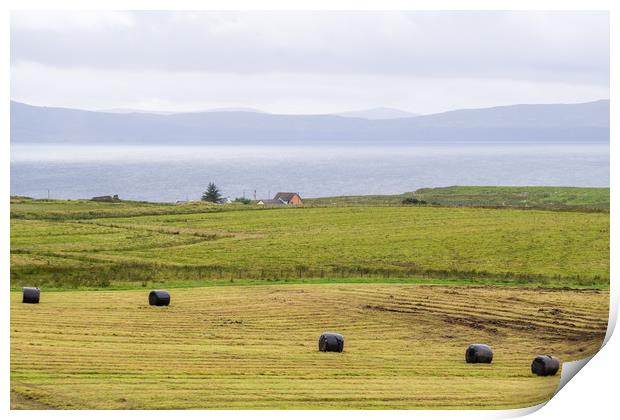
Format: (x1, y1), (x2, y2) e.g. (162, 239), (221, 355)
(413, 186), (610, 211)
(10, 196), (224, 220)
(10, 188), (610, 409)
(10, 284), (608, 409)
(305, 186), (610, 211)
(11, 199), (609, 289)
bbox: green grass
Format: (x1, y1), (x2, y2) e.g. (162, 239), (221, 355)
(306, 193), (413, 206)
(10, 195), (609, 289)
(413, 186), (610, 211)
(10, 196), (250, 220)
(305, 186), (610, 211)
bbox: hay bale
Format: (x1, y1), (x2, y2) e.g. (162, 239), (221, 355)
(149, 290), (170, 306)
(318, 332), (344, 352)
(22, 287), (40, 304)
(465, 344), (493, 363)
(531, 355), (560, 376)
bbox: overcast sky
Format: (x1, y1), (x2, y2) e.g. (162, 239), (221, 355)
(10, 11), (609, 114)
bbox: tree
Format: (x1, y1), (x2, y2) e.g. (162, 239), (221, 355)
(202, 182), (222, 203)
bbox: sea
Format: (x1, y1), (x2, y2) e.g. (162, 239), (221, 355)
(10, 143), (610, 202)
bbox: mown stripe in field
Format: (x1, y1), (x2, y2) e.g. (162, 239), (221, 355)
(11, 284), (607, 409)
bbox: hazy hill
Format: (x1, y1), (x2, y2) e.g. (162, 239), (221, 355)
(10, 100), (609, 145)
(100, 107), (265, 115)
(334, 107), (418, 120)
(406, 100), (610, 128)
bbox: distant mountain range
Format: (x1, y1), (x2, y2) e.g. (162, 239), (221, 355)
(101, 106), (414, 119)
(10, 100), (609, 145)
(333, 107), (419, 119)
(100, 106), (267, 115)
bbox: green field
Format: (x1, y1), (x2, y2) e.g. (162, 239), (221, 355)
(11, 284), (608, 409)
(10, 196), (226, 220)
(413, 186), (610, 211)
(11, 195), (609, 289)
(306, 186), (610, 211)
(10, 187), (610, 409)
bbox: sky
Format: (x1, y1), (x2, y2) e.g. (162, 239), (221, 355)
(10, 11), (610, 115)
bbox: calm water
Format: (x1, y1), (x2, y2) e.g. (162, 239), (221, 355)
(10, 143), (609, 202)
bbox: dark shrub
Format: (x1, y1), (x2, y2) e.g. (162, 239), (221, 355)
(402, 197), (427, 205)
(234, 197), (252, 204)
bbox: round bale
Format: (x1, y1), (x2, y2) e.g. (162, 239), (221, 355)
(531, 355), (560, 376)
(319, 332), (344, 352)
(22, 287), (40, 304)
(149, 290), (171, 306)
(465, 344), (493, 363)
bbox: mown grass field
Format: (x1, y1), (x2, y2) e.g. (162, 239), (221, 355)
(11, 284), (608, 409)
(10, 196), (609, 289)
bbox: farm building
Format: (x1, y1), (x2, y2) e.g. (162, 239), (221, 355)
(274, 192), (303, 205)
(257, 192), (303, 206)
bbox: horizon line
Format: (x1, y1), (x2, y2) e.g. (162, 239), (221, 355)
(9, 98), (610, 118)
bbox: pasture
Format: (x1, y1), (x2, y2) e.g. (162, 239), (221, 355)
(412, 186), (610, 210)
(305, 186), (610, 211)
(10, 284), (608, 409)
(10, 198), (609, 289)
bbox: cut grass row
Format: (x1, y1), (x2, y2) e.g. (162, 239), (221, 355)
(10, 284), (609, 409)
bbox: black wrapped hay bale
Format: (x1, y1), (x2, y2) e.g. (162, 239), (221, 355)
(531, 355), (560, 376)
(319, 332), (344, 352)
(22, 287), (40, 304)
(465, 344), (493, 363)
(149, 290), (170, 306)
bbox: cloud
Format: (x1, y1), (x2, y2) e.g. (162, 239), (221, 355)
(11, 11), (135, 32)
(9, 11), (610, 113)
(11, 61), (609, 114)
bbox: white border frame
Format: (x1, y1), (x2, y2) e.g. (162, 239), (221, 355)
(2, 2), (616, 419)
